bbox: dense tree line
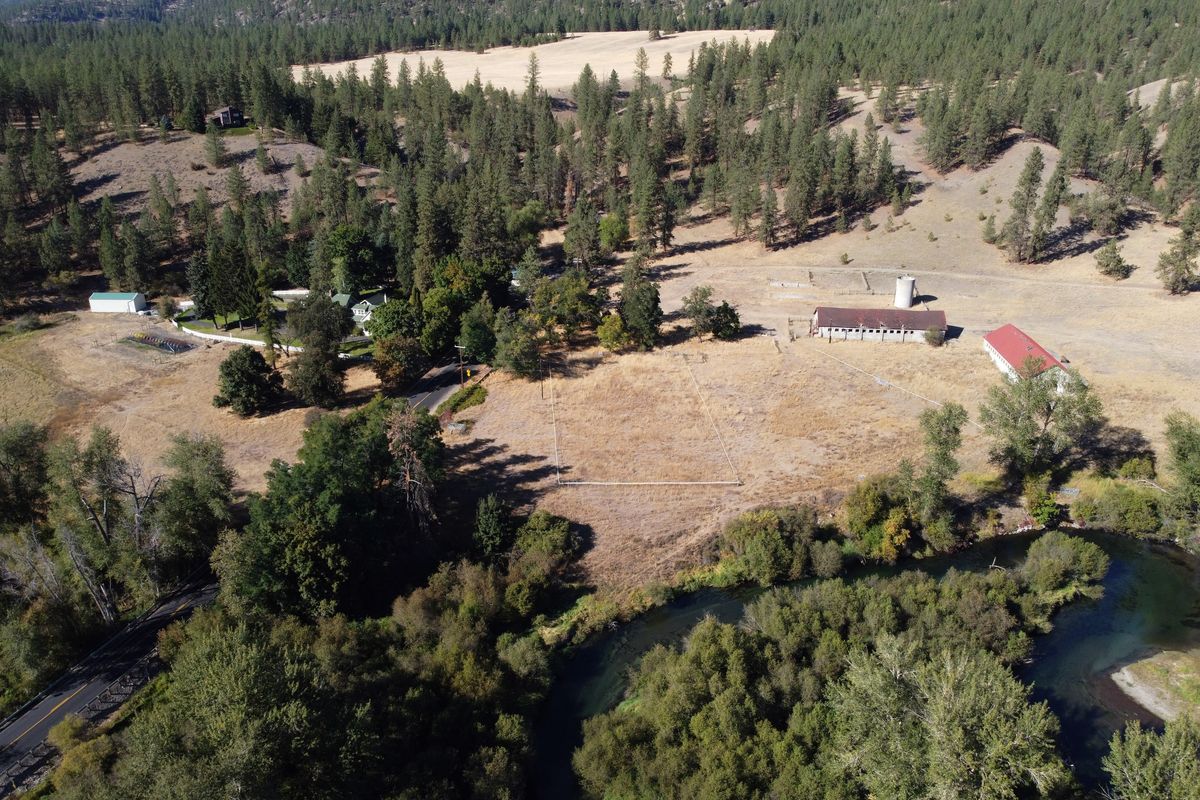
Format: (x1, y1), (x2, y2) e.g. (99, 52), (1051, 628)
(32, 395), (585, 799)
(0, 422), (234, 713)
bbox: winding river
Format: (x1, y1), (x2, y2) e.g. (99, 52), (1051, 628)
(533, 531), (1200, 798)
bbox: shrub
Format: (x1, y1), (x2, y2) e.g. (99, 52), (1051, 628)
(1073, 482), (1162, 537)
(709, 302), (741, 340)
(721, 506), (821, 586)
(1023, 475), (1061, 526)
(10, 313), (43, 333)
(1117, 455), (1156, 481)
(838, 252), (850, 264)
(156, 295), (178, 319)
(924, 326), (946, 347)
(599, 214), (628, 254)
(436, 383), (487, 416)
(597, 313), (629, 352)
(1021, 530), (1109, 600)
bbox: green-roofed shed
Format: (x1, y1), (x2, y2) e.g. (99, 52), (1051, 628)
(89, 292), (147, 313)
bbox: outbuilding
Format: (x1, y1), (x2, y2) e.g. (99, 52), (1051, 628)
(88, 292), (147, 313)
(810, 306), (947, 343)
(209, 106), (244, 128)
(982, 324), (1070, 390)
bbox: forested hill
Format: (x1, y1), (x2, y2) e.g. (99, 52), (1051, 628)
(4, 0), (1200, 77)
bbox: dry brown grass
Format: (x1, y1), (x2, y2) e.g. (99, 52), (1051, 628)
(460, 89), (1200, 589)
(72, 130), (333, 219)
(295, 30), (775, 96)
(0, 313), (379, 494)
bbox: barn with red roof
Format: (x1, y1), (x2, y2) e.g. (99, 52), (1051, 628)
(982, 324), (1070, 390)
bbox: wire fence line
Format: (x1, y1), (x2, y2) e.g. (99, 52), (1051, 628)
(545, 355), (743, 488)
(809, 347), (985, 430)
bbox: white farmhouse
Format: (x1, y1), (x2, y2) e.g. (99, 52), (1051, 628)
(88, 292), (147, 313)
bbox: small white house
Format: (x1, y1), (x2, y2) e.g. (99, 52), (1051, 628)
(89, 292), (147, 313)
(351, 291), (388, 326)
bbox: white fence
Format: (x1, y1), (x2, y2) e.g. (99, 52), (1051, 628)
(169, 320), (303, 352)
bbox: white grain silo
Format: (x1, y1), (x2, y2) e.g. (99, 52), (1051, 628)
(894, 275), (916, 309)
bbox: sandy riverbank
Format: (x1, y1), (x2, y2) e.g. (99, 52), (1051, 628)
(1110, 650), (1200, 722)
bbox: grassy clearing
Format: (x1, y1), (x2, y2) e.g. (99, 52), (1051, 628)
(436, 383), (487, 416)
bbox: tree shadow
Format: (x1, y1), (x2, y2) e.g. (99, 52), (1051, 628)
(1043, 220), (1104, 261)
(441, 436), (559, 522)
(75, 172), (120, 198)
(1081, 422), (1154, 478)
(661, 236), (740, 258)
(547, 350), (607, 378)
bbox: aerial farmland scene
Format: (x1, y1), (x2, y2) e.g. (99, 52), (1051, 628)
(1, 1), (1200, 798)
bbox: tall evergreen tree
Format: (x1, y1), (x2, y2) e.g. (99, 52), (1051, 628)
(1001, 147), (1045, 263)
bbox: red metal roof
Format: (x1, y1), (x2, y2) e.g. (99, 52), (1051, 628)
(983, 324), (1063, 375)
(813, 306), (947, 331)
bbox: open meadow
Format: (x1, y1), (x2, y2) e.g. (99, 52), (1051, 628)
(452, 87), (1200, 589)
(0, 313), (377, 494)
(294, 29), (775, 95)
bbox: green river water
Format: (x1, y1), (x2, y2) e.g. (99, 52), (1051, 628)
(533, 531), (1200, 797)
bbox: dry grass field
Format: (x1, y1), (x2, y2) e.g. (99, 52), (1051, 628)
(16, 71), (1200, 590)
(294, 30), (775, 95)
(0, 313), (377, 494)
(455, 87), (1200, 589)
(72, 130), (332, 219)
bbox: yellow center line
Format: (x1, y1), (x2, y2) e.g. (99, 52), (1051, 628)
(171, 598), (191, 615)
(8, 683), (88, 746)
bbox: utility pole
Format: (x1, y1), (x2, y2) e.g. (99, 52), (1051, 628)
(454, 345), (465, 387)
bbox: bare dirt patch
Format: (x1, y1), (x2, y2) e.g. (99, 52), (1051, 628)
(0, 313), (377, 494)
(295, 30), (775, 96)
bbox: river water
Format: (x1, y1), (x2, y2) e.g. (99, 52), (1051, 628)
(533, 531), (1200, 798)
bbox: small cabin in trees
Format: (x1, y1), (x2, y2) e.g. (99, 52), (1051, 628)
(209, 106), (244, 128)
(350, 292), (388, 326)
(332, 291), (388, 330)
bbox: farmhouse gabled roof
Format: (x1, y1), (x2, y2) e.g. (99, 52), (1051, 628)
(813, 306), (947, 331)
(983, 324), (1064, 376)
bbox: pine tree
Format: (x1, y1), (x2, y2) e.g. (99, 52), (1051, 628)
(564, 192), (602, 269)
(38, 215), (70, 276)
(1095, 239), (1133, 279)
(1030, 161), (1067, 261)
(205, 123), (226, 168)
(760, 178), (777, 249)
(187, 250), (215, 323)
(1156, 234), (1197, 294)
(1002, 147), (1045, 262)
(29, 130), (72, 211)
(256, 263), (278, 367)
(619, 256), (662, 350)
(66, 198), (90, 259)
(226, 164), (250, 211)
(120, 222), (152, 290)
(98, 222), (123, 288)
(256, 140), (272, 175)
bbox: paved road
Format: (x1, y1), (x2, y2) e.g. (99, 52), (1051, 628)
(405, 358), (482, 412)
(0, 583), (217, 772)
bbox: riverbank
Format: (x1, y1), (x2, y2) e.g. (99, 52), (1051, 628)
(1111, 649), (1200, 722)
